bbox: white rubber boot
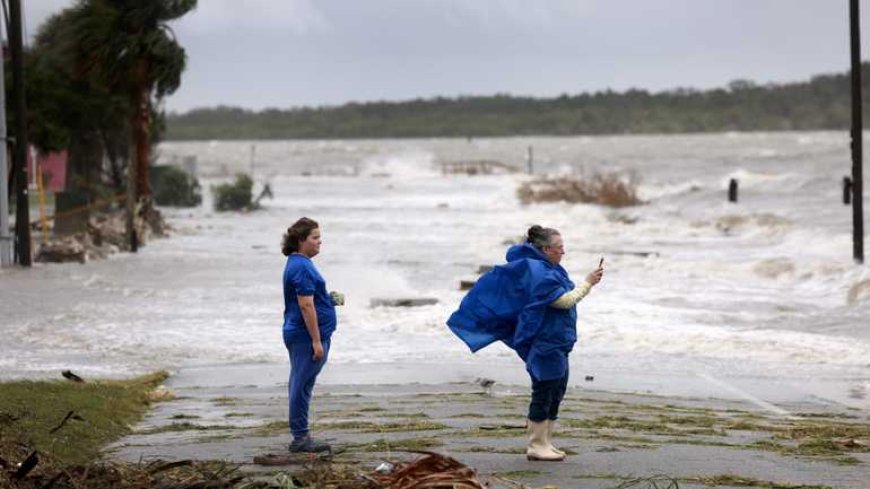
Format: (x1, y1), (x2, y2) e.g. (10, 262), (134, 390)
(526, 420), (565, 461)
(545, 420), (566, 457)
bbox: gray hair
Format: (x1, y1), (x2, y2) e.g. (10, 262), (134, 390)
(526, 225), (560, 250)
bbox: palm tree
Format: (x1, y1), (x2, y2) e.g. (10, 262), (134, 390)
(66, 0), (197, 201)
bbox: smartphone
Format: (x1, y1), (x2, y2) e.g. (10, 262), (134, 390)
(598, 257), (605, 268)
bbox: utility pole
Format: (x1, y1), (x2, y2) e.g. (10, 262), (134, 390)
(0, 23), (11, 267)
(850, 0), (865, 264)
(9, 0), (30, 266)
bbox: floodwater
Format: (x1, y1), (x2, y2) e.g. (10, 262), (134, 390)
(2, 132), (869, 408)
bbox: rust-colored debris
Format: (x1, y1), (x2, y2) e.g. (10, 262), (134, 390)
(373, 451), (484, 489)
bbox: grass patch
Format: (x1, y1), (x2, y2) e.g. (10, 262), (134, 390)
(380, 412), (430, 419)
(460, 427), (525, 438)
(795, 412), (859, 419)
(517, 173), (642, 207)
(170, 414), (201, 420)
(343, 436), (443, 452)
(456, 446), (526, 454)
(562, 415), (683, 435)
(724, 420), (773, 431)
(492, 470), (542, 479)
(747, 438), (866, 457)
(253, 420), (287, 436)
(317, 420), (448, 433)
(224, 412), (254, 418)
(778, 421), (870, 441)
(137, 422), (238, 435)
(833, 456), (862, 465)
(683, 473), (833, 488)
(209, 396), (242, 407)
(0, 371), (168, 466)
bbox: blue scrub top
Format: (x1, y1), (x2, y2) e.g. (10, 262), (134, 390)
(283, 254), (337, 343)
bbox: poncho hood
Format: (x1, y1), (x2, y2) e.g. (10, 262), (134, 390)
(506, 242), (550, 263)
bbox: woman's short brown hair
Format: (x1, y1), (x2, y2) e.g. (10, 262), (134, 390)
(281, 217), (319, 256)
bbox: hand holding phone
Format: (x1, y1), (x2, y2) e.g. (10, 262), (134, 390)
(587, 257), (605, 285)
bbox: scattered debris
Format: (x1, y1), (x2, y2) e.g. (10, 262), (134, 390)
(479, 424), (525, 431)
(847, 278), (870, 305)
(49, 411), (84, 434)
(441, 160), (516, 176)
(147, 385), (176, 403)
(252, 452), (330, 466)
(714, 213), (790, 236)
(606, 250), (660, 258)
(370, 298), (439, 308)
(475, 378), (495, 397)
(459, 280), (476, 291)
(607, 212), (640, 225)
(11, 451), (39, 480)
(61, 370), (84, 383)
(4, 458), (250, 489)
(35, 208), (169, 263)
(374, 461), (395, 474)
(612, 474), (680, 489)
(753, 258), (796, 279)
(373, 451), (485, 489)
(34, 237), (86, 263)
(253, 183), (274, 207)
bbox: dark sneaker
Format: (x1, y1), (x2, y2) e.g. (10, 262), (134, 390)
(289, 435), (331, 453)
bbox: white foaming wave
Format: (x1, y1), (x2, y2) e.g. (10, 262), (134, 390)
(582, 320), (870, 367)
(359, 150), (438, 179)
(723, 169), (800, 189)
(773, 228), (853, 263)
(326, 262), (419, 311)
(637, 180), (703, 201)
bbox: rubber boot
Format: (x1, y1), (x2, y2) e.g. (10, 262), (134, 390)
(526, 420), (565, 461)
(546, 420), (566, 457)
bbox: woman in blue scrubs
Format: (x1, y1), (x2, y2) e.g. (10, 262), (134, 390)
(281, 217), (341, 453)
(448, 225), (603, 461)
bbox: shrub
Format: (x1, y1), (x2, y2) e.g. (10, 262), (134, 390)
(151, 165), (202, 207)
(212, 173), (253, 211)
(517, 172), (642, 207)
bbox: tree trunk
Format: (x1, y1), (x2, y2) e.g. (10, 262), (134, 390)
(131, 63), (152, 200)
(66, 132), (103, 194)
(101, 127), (129, 193)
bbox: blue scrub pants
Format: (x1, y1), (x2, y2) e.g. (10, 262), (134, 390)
(528, 366), (569, 422)
(284, 334), (331, 440)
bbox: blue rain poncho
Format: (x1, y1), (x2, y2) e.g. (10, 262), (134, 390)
(447, 243), (578, 381)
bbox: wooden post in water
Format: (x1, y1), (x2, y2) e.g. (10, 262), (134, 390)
(526, 146), (534, 175)
(850, 0), (865, 264)
(844, 176), (853, 205)
(126, 148), (138, 253)
(728, 178), (738, 203)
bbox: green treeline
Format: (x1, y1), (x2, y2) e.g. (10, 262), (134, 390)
(166, 65), (870, 141)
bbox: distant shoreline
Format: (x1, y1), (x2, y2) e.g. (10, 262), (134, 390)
(159, 128), (858, 144)
(166, 64), (870, 140)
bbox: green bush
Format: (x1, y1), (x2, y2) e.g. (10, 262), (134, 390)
(212, 173), (253, 211)
(151, 165), (202, 207)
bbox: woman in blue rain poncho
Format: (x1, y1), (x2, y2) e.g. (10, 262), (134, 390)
(447, 225), (603, 461)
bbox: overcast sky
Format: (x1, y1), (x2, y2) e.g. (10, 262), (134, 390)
(24, 0), (870, 113)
